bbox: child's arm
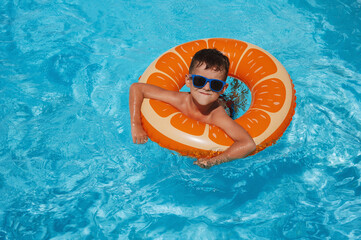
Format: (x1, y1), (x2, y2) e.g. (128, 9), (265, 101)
(194, 108), (256, 168)
(129, 83), (184, 144)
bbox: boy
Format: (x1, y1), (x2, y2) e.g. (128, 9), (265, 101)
(129, 49), (256, 169)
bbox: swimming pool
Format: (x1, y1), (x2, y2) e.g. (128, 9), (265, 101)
(1, 0), (361, 239)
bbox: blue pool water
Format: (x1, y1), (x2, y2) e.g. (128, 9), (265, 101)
(1, 0), (361, 239)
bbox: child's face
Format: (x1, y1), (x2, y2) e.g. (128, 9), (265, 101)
(186, 63), (228, 107)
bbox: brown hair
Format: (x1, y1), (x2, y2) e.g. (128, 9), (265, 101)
(189, 49), (230, 80)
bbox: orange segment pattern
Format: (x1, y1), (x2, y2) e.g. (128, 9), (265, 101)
(237, 48), (277, 88)
(257, 90), (296, 151)
(252, 78), (286, 113)
(236, 109), (271, 138)
(208, 38), (248, 75)
(175, 40), (208, 67)
(141, 114), (221, 158)
(149, 99), (179, 118)
(140, 38), (296, 158)
(170, 113), (205, 136)
(155, 52), (187, 87)
(208, 125), (234, 146)
(147, 72), (179, 91)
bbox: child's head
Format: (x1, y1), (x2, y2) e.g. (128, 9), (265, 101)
(189, 49), (230, 81)
(185, 49), (230, 107)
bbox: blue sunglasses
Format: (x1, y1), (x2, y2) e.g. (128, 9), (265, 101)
(189, 75), (226, 92)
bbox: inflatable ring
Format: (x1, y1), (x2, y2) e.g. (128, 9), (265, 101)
(139, 38), (296, 158)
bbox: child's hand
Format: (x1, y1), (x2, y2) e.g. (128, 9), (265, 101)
(131, 123), (148, 144)
(193, 158), (215, 169)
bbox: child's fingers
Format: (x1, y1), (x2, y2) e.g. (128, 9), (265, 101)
(193, 159), (206, 168)
(131, 124), (148, 144)
(136, 135), (148, 144)
(194, 159), (212, 169)
(131, 130), (148, 144)
(140, 136), (148, 144)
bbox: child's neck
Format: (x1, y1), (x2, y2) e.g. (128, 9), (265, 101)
(186, 94), (218, 121)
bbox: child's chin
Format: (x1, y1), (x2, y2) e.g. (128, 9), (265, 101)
(195, 97), (216, 106)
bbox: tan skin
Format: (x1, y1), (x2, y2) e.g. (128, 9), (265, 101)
(129, 63), (256, 169)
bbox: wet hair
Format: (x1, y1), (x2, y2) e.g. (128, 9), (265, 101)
(189, 48), (230, 80)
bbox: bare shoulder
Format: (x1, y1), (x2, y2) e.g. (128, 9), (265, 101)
(209, 105), (252, 142)
(209, 105), (231, 124)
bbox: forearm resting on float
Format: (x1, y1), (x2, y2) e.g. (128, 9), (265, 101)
(129, 83), (148, 144)
(194, 138), (256, 168)
(129, 83), (182, 144)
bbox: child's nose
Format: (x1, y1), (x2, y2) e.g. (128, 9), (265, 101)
(203, 82), (211, 91)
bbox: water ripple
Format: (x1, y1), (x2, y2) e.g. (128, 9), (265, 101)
(1, 0), (361, 239)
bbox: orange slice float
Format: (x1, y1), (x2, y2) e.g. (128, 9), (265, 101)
(139, 38), (296, 158)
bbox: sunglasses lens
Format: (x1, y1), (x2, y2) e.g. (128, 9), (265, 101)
(210, 80), (224, 92)
(191, 75), (225, 92)
(192, 76), (206, 88)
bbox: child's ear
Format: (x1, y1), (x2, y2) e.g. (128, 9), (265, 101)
(220, 83), (228, 94)
(185, 75), (191, 87)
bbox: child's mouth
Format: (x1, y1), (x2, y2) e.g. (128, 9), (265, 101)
(198, 91), (212, 95)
